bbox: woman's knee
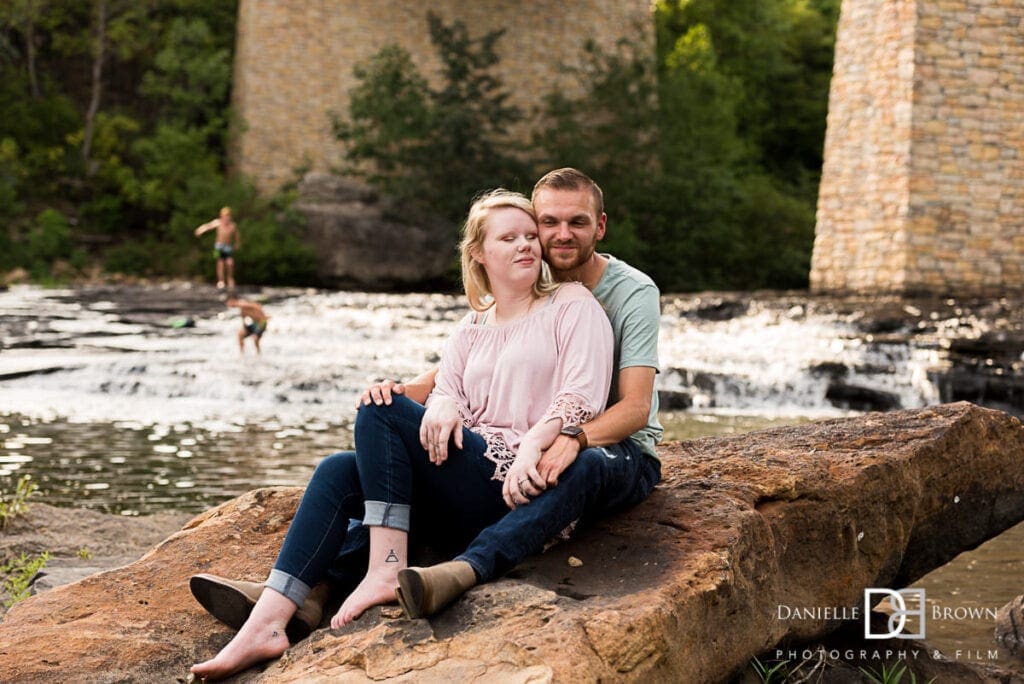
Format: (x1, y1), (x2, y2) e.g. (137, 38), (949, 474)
(354, 395), (408, 429)
(312, 450), (359, 482)
(354, 395), (424, 438)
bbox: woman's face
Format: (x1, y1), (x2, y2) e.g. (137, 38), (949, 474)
(475, 207), (541, 289)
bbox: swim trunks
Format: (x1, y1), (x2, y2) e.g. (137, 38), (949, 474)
(214, 243), (234, 259)
(243, 320), (268, 338)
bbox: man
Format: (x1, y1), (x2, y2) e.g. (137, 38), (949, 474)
(195, 207), (241, 289)
(190, 168), (662, 629)
(381, 168), (662, 613)
(377, 167), (661, 496)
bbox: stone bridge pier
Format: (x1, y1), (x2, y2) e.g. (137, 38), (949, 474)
(812, 0), (1024, 296)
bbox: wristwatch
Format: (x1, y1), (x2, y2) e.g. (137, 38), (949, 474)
(559, 425), (589, 450)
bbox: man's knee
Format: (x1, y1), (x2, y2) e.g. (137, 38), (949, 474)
(558, 447), (613, 487)
(560, 443), (650, 491)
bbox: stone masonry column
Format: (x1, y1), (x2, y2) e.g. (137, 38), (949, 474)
(812, 0), (1024, 296)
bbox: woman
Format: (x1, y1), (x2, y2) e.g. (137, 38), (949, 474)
(191, 189), (613, 680)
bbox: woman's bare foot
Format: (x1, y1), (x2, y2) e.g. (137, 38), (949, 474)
(331, 570), (400, 628)
(191, 588), (296, 681)
(190, 621), (289, 680)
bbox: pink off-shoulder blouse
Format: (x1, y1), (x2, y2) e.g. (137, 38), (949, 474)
(426, 282), (614, 481)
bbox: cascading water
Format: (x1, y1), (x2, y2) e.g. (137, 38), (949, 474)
(657, 296), (950, 416)
(2, 285), (1021, 426)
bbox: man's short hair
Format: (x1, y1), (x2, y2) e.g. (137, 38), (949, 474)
(531, 167), (604, 216)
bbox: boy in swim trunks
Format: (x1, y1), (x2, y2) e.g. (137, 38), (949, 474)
(195, 207), (241, 289)
(226, 297), (268, 354)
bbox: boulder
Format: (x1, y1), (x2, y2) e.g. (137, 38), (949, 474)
(0, 503), (189, 614)
(294, 172), (454, 287)
(825, 381), (902, 412)
(995, 595), (1024, 659)
(1, 402), (1023, 682)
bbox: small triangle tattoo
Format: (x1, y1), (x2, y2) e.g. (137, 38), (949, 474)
(385, 549), (399, 563)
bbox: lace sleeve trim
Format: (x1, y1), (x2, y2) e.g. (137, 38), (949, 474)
(471, 427), (516, 481)
(538, 392), (595, 429)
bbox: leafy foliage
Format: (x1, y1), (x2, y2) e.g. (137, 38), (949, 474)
(1, 551), (50, 608)
(1, 3), (839, 291)
(0, 0), (310, 284)
(334, 11), (530, 229)
(0, 475), (39, 530)
(339, 6), (837, 291)
(533, 1), (834, 291)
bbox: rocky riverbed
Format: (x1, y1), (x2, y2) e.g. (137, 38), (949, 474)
(659, 291), (1024, 417)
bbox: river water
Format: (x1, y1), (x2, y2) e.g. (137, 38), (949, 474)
(1, 283), (1022, 661)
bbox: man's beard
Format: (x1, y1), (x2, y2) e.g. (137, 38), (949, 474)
(545, 239), (596, 276)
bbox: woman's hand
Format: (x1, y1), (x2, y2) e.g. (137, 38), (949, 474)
(503, 440), (546, 509)
(419, 396), (463, 465)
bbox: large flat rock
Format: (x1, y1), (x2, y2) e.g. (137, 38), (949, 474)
(0, 402), (1022, 682)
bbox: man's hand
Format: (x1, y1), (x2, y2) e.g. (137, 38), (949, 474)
(357, 379), (406, 408)
(419, 396), (463, 465)
(503, 442), (546, 510)
(536, 434), (582, 487)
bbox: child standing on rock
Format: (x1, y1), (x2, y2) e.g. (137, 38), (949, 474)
(195, 207), (241, 289)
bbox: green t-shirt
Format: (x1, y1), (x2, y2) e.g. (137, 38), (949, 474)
(590, 255), (663, 458)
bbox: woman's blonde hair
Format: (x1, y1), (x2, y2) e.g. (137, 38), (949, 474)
(460, 189), (558, 312)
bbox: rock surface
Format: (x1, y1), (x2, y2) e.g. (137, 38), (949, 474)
(1, 402), (1023, 682)
(996, 595), (1024, 660)
(0, 503), (190, 618)
(295, 172), (454, 287)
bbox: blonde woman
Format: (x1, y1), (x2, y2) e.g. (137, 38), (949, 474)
(191, 190), (612, 680)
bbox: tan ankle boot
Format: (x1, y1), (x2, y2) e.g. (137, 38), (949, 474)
(395, 561), (476, 619)
(190, 574), (262, 630)
(189, 574), (329, 641)
(292, 580), (329, 638)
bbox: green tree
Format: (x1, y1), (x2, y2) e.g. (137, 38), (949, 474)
(0, 0), (313, 285)
(334, 11), (529, 228)
(657, 0), (839, 200)
(534, 1), (835, 291)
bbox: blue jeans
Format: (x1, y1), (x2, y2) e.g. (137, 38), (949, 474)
(267, 396), (507, 605)
(267, 395), (662, 604)
(456, 437), (661, 581)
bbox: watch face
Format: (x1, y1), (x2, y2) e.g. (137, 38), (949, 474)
(561, 426), (583, 436)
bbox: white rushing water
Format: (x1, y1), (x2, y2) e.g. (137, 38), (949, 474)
(0, 285), (971, 428)
(657, 297), (945, 416)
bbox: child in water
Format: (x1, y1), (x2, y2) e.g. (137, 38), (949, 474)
(226, 297), (268, 354)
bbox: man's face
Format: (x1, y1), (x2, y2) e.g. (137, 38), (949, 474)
(534, 188), (607, 273)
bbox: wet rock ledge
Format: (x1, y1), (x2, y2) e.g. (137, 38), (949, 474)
(1, 402), (1023, 682)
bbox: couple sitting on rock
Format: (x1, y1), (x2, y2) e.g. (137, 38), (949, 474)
(190, 168), (665, 680)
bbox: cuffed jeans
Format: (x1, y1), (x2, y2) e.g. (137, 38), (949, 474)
(268, 395), (507, 606)
(267, 395), (662, 605)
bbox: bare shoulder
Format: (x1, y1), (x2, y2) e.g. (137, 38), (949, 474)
(554, 281), (596, 303)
